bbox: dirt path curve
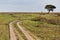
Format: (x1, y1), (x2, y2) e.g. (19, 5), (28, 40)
(9, 22), (16, 40)
(17, 22), (35, 40)
(13, 26), (24, 40)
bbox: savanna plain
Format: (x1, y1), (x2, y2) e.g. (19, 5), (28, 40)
(0, 12), (60, 40)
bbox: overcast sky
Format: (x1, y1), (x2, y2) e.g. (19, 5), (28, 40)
(0, 0), (59, 12)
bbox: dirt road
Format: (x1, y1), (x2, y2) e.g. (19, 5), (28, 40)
(13, 26), (24, 40)
(17, 22), (35, 40)
(9, 22), (16, 40)
(9, 20), (37, 40)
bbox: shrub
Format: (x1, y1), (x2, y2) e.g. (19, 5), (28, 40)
(31, 16), (47, 22)
(35, 24), (50, 28)
(47, 18), (60, 25)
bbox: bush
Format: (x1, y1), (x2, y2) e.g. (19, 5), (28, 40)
(31, 16), (47, 22)
(35, 24), (50, 28)
(55, 13), (60, 16)
(47, 18), (60, 25)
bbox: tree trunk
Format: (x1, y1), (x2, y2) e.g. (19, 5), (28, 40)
(48, 10), (50, 14)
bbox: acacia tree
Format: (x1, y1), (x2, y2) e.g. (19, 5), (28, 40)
(45, 5), (56, 13)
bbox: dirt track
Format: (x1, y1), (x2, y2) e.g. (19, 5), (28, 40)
(9, 21), (36, 40)
(17, 22), (35, 40)
(9, 22), (16, 40)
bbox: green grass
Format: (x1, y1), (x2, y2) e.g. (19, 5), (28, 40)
(0, 14), (19, 40)
(0, 25), (9, 40)
(20, 14), (60, 40)
(0, 13), (38, 40)
(0, 13), (60, 40)
(21, 20), (60, 40)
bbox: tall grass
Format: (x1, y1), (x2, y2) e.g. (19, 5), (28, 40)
(0, 13), (60, 40)
(21, 14), (60, 40)
(0, 25), (9, 40)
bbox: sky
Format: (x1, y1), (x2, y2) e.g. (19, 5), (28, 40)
(0, 0), (60, 12)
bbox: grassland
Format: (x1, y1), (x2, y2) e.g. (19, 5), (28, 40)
(0, 13), (60, 40)
(0, 25), (9, 40)
(20, 13), (60, 40)
(0, 13), (38, 40)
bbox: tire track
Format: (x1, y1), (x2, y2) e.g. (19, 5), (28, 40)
(17, 22), (35, 40)
(13, 26), (24, 40)
(9, 22), (17, 40)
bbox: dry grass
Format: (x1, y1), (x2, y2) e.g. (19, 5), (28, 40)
(20, 13), (60, 40)
(0, 25), (9, 40)
(0, 13), (60, 40)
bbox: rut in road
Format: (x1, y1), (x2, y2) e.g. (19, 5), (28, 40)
(17, 22), (35, 40)
(9, 22), (17, 40)
(13, 26), (24, 40)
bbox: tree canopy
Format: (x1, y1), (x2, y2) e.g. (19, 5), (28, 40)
(45, 4), (56, 13)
